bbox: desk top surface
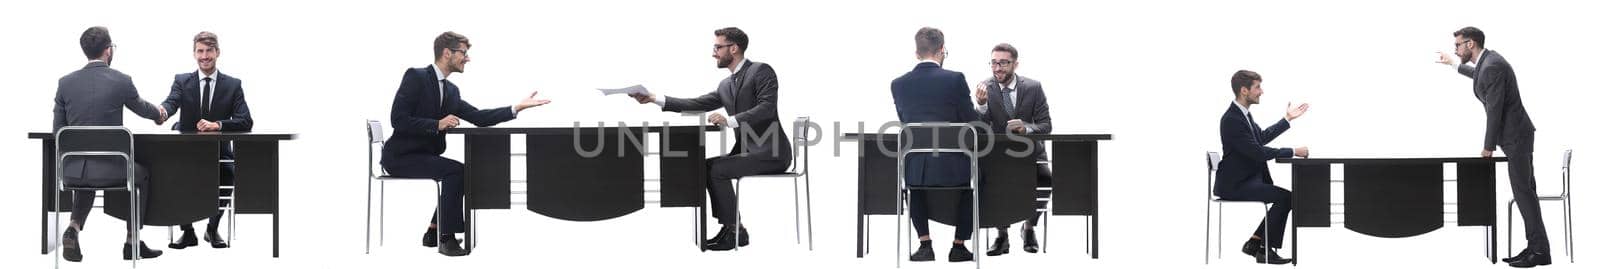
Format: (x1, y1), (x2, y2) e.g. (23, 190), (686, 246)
(1276, 156), (1508, 164)
(446, 124), (722, 135)
(28, 131), (297, 141)
(840, 132), (1112, 141)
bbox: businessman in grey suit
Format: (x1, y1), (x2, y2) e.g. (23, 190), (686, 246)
(161, 31), (252, 250)
(1438, 26), (1547, 268)
(628, 27), (792, 251)
(973, 43), (1052, 256)
(52, 26), (167, 262)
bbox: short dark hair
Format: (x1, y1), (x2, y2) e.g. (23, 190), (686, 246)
(80, 26), (112, 60)
(1453, 26), (1486, 48)
(991, 43), (1018, 60)
(915, 27), (944, 56)
(1230, 70), (1261, 97)
(433, 31), (471, 61)
(194, 31), (218, 50)
(714, 27), (749, 53)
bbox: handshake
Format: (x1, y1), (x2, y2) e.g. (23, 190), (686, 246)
(153, 106), (226, 131)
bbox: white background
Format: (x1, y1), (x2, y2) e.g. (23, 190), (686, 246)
(1, 0), (1595, 268)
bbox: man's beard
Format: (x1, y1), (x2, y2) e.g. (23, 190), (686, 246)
(716, 56), (732, 68)
(994, 72), (1013, 84)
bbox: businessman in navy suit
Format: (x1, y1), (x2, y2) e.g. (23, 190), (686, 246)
(159, 31), (253, 250)
(1437, 27), (1547, 268)
(1214, 70), (1308, 265)
(381, 32), (550, 256)
(890, 27), (981, 263)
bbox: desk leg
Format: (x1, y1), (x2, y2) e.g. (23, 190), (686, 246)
(699, 206), (707, 252)
(1491, 222), (1498, 263)
(273, 212), (279, 257)
(1092, 214), (1100, 259)
(40, 140), (55, 255)
(1292, 225), (1299, 266)
(857, 212), (865, 258)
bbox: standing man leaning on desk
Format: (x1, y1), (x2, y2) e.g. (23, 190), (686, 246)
(382, 31), (551, 257)
(1436, 26), (1547, 268)
(1214, 70), (1308, 265)
(890, 27), (980, 263)
(972, 43), (1052, 257)
(54, 26), (168, 262)
(161, 31), (253, 250)
(626, 27), (792, 251)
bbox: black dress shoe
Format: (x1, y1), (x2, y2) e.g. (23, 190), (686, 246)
(985, 235), (1010, 256)
(123, 241), (164, 260)
(1503, 248), (1532, 263)
(1507, 251), (1551, 268)
(204, 230), (230, 248)
(169, 230), (198, 249)
(437, 235), (470, 257)
(1254, 248), (1292, 265)
(422, 228), (438, 248)
(62, 228), (82, 262)
(949, 244), (974, 262)
(909, 242), (935, 262)
(1021, 228), (1040, 253)
(706, 227), (750, 251)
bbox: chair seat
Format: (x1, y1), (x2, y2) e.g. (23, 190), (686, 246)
(906, 186), (975, 191)
(375, 175), (435, 181)
(1212, 198), (1266, 203)
(743, 172), (803, 178)
(1507, 196), (1568, 202)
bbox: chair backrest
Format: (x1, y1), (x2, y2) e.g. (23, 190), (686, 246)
(366, 120), (384, 178)
(1206, 151), (1221, 197)
(55, 126), (135, 189)
(367, 120), (385, 144)
(789, 116), (812, 175)
(898, 122), (980, 153)
(898, 123), (981, 188)
(1562, 149), (1572, 195)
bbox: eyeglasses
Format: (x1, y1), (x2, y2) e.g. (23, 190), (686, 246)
(990, 59), (1014, 67)
(448, 48), (469, 57)
(713, 43), (736, 51)
(1454, 40), (1471, 49)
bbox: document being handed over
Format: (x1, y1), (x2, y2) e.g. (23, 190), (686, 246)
(597, 85), (649, 96)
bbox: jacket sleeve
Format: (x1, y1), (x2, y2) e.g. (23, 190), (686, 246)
(219, 80), (254, 131)
(1478, 65), (1508, 151)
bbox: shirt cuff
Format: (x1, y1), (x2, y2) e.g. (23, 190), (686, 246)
(652, 93), (666, 107)
(726, 115), (740, 128)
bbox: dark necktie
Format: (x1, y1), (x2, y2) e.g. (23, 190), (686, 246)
(201, 77), (213, 115)
(1000, 86), (1016, 118)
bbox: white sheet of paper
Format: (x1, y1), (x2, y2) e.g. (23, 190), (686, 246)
(597, 85), (649, 96)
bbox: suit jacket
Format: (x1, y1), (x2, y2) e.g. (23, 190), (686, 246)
(662, 60), (793, 162)
(1213, 103), (1294, 197)
(976, 75), (1052, 161)
(382, 65), (517, 164)
(891, 62), (982, 187)
(52, 61), (163, 186)
(161, 71), (253, 158)
(1458, 50), (1535, 151)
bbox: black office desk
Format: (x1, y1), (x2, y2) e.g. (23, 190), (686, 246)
(30, 131), (296, 257)
(1277, 156), (1506, 264)
(841, 132), (1112, 259)
(445, 124), (721, 251)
